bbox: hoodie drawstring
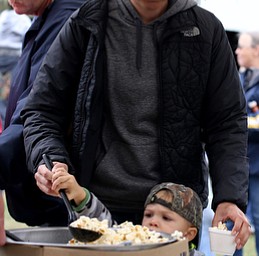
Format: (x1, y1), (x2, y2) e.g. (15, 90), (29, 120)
(135, 18), (142, 71)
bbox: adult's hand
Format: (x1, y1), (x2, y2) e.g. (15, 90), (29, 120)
(212, 202), (251, 250)
(34, 162), (68, 197)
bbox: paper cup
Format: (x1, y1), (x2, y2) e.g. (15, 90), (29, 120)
(209, 227), (236, 255)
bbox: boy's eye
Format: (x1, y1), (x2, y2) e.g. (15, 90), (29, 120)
(144, 213), (152, 218)
(162, 215), (172, 221)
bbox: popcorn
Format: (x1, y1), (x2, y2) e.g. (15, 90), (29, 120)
(70, 216), (108, 234)
(211, 221), (228, 231)
(171, 230), (185, 241)
(69, 218), (172, 245)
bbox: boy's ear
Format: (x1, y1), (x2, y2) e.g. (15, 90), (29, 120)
(185, 227), (198, 241)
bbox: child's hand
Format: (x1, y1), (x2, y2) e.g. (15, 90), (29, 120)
(51, 163), (86, 205)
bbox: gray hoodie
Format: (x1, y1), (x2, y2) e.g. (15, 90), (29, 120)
(89, 0), (197, 212)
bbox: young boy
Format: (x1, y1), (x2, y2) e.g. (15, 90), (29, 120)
(142, 182), (203, 255)
(50, 164), (204, 255)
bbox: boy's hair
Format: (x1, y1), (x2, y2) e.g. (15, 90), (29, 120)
(144, 182), (203, 229)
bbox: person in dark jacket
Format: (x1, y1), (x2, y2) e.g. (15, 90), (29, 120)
(235, 31), (259, 255)
(0, 0), (85, 226)
(21, 0), (251, 249)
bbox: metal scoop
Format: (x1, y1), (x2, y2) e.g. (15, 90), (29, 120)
(42, 154), (102, 242)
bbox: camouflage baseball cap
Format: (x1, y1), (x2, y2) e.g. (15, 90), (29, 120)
(144, 182), (203, 229)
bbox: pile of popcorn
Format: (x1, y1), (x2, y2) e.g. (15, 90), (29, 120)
(70, 216), (109, 234)
(69, 216), (183, 245)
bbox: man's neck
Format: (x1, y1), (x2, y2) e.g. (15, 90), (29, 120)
(130, 0), (168, 24)
(34, 0), (53, 16)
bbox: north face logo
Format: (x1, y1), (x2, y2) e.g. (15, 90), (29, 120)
(181, 26), (200, 37)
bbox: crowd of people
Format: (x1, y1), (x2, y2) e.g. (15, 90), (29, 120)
(0, 0), (253, 254)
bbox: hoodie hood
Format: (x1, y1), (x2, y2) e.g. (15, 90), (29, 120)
(158, 0), (197, 22)
(119, 0), (197, 24)
(117, 0), (197, 70)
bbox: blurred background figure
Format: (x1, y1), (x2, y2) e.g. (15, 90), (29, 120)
(199, 176), (215, 256)
(0, 0), (85, 228)
(235, 31), (259, 256)
(0, 72), (10, 127)
(0, 47), (5, 241)
(0, 3), (31, 127)
(0, 113), (2, 134)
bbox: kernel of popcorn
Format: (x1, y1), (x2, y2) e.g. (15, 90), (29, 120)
(171, 230), (185, 240)
(212, 221), (228, 231)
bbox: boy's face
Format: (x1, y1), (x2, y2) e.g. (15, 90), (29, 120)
(142, 203), (194, 238)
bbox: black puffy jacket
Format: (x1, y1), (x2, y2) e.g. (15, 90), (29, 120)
(22, 0), (248, 212)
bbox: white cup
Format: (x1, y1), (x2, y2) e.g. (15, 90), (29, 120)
(209, 227), (236, 255)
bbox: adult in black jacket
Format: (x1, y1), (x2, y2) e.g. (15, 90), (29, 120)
(22, 0), (251, 248)
(0, 0), (85, 226)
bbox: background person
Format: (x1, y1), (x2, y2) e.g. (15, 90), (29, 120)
(0, 4), (31, 126)
(0, 4), (31, 74)
(199, 175), (215, 256)
(235, 31), (259, 256)
(22, 0), (250, 250)
(0, 0), (85, 227)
